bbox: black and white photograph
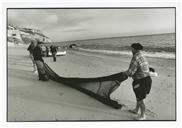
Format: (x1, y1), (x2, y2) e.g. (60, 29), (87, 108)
(6, 7), (176, 122)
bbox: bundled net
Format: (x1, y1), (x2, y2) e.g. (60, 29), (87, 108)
(44, 63), (128, 109)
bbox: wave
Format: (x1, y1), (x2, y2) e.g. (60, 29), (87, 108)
(77, 48), (175, 59)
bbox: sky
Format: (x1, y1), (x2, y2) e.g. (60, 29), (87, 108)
(8, 8), (175, 42)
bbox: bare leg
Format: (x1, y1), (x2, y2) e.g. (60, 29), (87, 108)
(33, 64), (37, 71)
(129, 100), (140, 114)
(138, 100), (146, 118)
(30, 54), (37, 72)
(134, 101), (140, 113)
(133, 100), (146, 120)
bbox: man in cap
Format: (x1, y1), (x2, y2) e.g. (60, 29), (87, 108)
(27, 40), (37, 73)
(50, 45), (58, 62)
(124, 43), (152, 120)
(32, 40), (49, 81)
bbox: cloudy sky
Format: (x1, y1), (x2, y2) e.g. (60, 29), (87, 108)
(8, 8), (175, 42)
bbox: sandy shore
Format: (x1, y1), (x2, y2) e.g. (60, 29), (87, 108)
(8, 45), (175, 121)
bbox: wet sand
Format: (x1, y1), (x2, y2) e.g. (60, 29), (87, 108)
(8, 45), (175, 121)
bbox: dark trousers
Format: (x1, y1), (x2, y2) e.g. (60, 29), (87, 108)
(52, 52), (57, 62)
(35, 60), (49, 81)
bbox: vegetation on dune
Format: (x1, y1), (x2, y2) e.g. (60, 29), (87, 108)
(8, 37), (22, 44)
(21, 37), (35, 44)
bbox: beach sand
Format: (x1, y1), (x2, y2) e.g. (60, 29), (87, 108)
(8, 45), (175, 121)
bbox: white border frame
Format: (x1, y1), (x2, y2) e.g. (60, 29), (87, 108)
(1, 1), (181, 128)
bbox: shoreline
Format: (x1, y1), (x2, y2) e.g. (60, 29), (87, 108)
(8, 42), (175, 59)
(76, 47), (175, 59)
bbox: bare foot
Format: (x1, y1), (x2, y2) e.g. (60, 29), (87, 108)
(128, 109), (139, 114)
(134, 115), (146, 120)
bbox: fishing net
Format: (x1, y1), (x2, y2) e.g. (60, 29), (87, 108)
(44, 63), (128, 109)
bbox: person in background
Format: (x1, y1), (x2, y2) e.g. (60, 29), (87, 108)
(27, 40), (37, 73)
(32, 40), (49, 81)
(124, 43), (152, 120)
(50, 45), (58, 62)
(41, 44), (47, 56)
(46, 46), (49, 57)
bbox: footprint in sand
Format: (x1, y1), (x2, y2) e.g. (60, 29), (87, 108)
(145, 109), (158, 118)
(127, 108), (158, 120)
(59, 92), (64, 96)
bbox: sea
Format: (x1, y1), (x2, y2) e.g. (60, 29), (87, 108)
(54, 33), (175, 59)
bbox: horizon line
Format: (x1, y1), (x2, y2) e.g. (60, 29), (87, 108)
(54, 32), (175, 43)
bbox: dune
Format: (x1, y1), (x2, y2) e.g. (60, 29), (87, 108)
(8, 45), (175, 121)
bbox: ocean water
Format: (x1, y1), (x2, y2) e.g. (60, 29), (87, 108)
(77, 47), (175, 59)
(59, 33), (175, 53)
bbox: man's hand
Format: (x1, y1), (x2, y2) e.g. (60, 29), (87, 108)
(123, 71), (129, 76)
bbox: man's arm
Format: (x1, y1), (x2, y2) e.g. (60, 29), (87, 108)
(125, 57), (138, 77)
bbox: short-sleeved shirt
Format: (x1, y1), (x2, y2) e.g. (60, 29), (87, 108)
(126, 51), (149, 80)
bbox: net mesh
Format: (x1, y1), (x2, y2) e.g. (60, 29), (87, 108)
(44, 63), (128, 109)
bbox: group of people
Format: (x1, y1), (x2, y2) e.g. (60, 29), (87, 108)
(27, 40), (157, 120)
(27, 40), (58, 81)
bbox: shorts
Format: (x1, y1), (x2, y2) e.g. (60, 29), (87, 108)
(132, 76), (152, 101)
